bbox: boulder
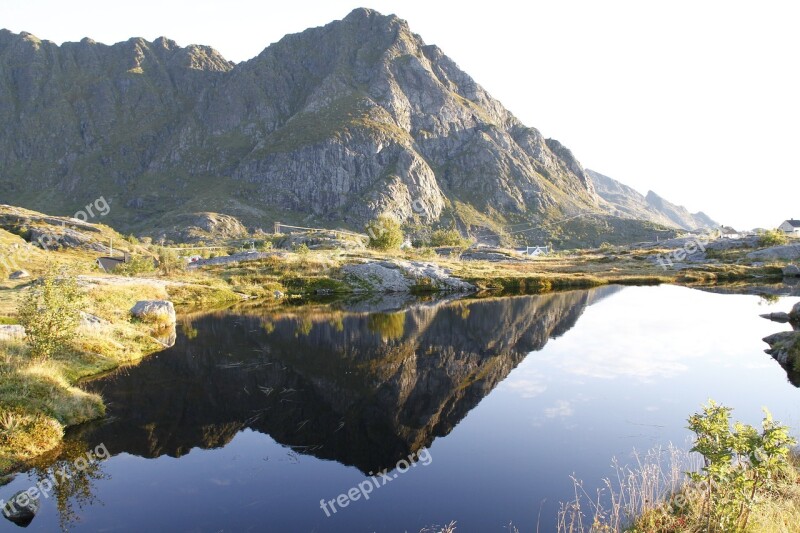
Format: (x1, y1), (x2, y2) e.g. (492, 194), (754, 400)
(273, 290), (284, 299)
(746, 244), (800, 261)
(130, 300), (176, 327)
(783, 264), (800, 277)
(152, 325), (177, 348)
(0, 325), (25, 341)
(341, 260), (474, 293)
(760, 312), (791, 323)
(2, 489), (40, 527)
(8, 270), (29, 280)
(763, 331), (800, 365)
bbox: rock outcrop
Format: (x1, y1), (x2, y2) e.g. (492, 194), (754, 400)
(747, 244), (800, 261)
(130, 300), (176, 327)
(342, 260), (474, 292)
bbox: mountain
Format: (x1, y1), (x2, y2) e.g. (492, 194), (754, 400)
(587, 169), (717, 231)
(0, 9), (692, 244)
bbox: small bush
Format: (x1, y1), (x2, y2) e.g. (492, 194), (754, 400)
(293, 243), (311, 256)
(366, 215), (404, 251)
(760, 229), (789, 247)
(157, 247), (185, 275)
(430, 229), (469, 247)
(115, 255), (156, 276)
(18, 267), (83, 360)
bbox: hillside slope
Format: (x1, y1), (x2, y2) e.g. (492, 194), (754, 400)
(588, 169), (717, 231)
(0, 9), (688, 245)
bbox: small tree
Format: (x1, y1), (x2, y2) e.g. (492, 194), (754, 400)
(18, 267), (83, 360)
(760, 229), (788, 247)
(114, 255), (155, 276)
(157, 247), (184, 275)
(366, 215), (404, 251)
(430, 228), (468, 247)
(687, 401), (796, 531)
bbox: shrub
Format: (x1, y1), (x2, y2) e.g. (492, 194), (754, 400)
(114, 255), (156, 276)
(156, 247), (185, 275)
(293, 243), (311, 256)
(686, 401), (796, 531)
(18, 267), (83, 360)
(366, 215), (404, 251)
(760, 229), (788, 247)
(430, 229), (469, 247)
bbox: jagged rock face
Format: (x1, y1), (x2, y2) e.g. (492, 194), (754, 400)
(587, 169), (717, 230)
(0, 9), (601, 236)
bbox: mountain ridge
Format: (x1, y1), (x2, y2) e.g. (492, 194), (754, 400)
(587, 169), (717, 231)
(0, 8), (708, 245)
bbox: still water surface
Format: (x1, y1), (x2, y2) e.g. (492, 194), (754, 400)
(2, 284), (798, 532)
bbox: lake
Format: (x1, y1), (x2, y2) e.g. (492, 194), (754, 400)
(1, 284), (799, 532)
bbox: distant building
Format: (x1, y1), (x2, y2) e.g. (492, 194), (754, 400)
(778, 219), (800, 236)
(96, 256), (126, 273)
(522, 246), (550, 257)
(719, 226), (740, 239)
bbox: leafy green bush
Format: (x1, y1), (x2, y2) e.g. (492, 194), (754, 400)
(430, 229), (469, 247)
(760, 229), (788, 247)
(366, 215), (404, 251)
(156, 247), (185, 275)
(114, 255), (156, 276)
(18, 267), (83, 360)
(293, 243), (311, 256)
(687, 401), (796, 531)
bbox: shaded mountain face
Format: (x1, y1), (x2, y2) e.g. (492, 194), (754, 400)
(65, 288), (621, 473)
(0, 9), (657, 242)
(587, 169), (717, 231)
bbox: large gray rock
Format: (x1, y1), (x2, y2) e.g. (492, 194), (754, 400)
(761, 312), (791, 323)
(342, 260), (474, 293)
(2, 489), (40, 527)
(763, 331), (800, 365)
(130, 300), (176, 327)
(0, 325), (25, 341)
(746, 244), (800, 261)
(783, 264), (800, 277)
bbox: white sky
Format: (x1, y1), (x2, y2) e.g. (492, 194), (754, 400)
(2, 0), (798, 229)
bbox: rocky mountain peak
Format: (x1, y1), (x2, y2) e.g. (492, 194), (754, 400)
(0, 10), (698, 246)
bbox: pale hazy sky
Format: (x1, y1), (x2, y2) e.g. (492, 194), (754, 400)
(2, 0), (798, 229)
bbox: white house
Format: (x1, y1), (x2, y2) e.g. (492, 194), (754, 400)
(523, 246), (550, 257)
(778, 219), (800, 236)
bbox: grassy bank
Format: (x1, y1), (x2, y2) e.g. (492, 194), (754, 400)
(0, 272), (240, 473)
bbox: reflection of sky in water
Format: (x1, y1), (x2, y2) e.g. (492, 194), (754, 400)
(2, 285), (799, 533)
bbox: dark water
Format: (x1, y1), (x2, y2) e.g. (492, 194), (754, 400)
(2, 285), (799, 532)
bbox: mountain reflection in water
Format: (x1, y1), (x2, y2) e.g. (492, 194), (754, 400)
(68, 287), (622, 474)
